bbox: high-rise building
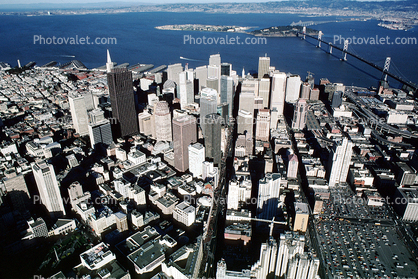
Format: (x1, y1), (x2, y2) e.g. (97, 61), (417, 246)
(188, 143), (205, 178)
(331, 91), (343, 108)
(154, 101), (172, 142)
(258, 78), (270, 108)
(285, 75), (302, 103)
(173, 115), (197, 172)
(204, 113), (222, 167)
(328, 137), (353, 187)
(89, 109), (105, 124)
(221, 63), (231, 76)
(195, 65), (208, 89)
(88, 120), (113, 148)
(106, 49), (114, 73)
(257, 173), (281, 220)
(270, 72), (287, 115)
(107, 68), (138, 138)
(300, 82), (310, 99)
(241, 79), (259, 96)
(237, 110), (253, 136)
(291, 99), (307, 131)
(206, 77), (219, 94)
(239, 92), (255, 116)
(258, 56), (270, 78)
(287, 154), (299, 179)
(220, 76), (234, 117)
(3, 174), (31, 212)
(138, 111), (154, 136)
(167, 63), (183, 87)
(256, 109), (270, 142)
(32, 160), (66, 217)
(209, 54), (221, 67)
(200, 87), (218, 136)
(68, 93), (89, 136)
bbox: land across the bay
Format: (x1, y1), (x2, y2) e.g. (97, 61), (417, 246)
(155, 24), (319, 37)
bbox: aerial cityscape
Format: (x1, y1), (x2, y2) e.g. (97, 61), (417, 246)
(0, 1), (418, 279)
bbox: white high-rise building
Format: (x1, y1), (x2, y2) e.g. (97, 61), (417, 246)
(173, 201), (196, 226)
(270, 72), (287, 116)
(285, 75), (302, 103)
(328, 137), (353, 187)
(257, 173), (281, 219)
(69, 93), (89, 136)
(200, 87), (218, 136)
(32, 160), (66, 217)
(287, 154), (299, 179)
(195, 65), (208, 89)
(291, 99), (307, 131)
(209, 54), (221, 67)
(188, 143), (205, 178)
(167, 63), (183, 86)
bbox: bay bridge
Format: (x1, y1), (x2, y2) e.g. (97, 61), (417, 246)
(297, 27), (418, 94)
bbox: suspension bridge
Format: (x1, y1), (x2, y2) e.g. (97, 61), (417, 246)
(297, 27), (418, 93)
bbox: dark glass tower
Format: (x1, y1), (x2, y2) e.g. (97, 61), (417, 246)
(204, 113), (222, 167)
(107, 68), (139, 138)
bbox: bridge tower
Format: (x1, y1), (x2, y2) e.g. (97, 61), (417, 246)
(317, 31), (323, 48)
(382, 57), (391, 82)
(329, 43), (333, 54)
(302, 26), (306, 40)
(342, 39), (349, 61)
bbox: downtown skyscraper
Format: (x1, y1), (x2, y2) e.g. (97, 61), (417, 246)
(204, 113), (222, 167)
(32, 160), (66, 217)
(107, 68), (138, 138)
(173, 115), (197, 172)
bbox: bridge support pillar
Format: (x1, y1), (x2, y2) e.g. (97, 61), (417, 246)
(302, 26), (306, 40)
(329, 43), (333, 54)
(342, 39), (349, 61)
(317, 31), (323, 48)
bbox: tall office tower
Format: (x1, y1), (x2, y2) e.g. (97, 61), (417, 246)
(258, 55), (270, 78)
(204, 113), (222, 167)
(251, 237), (278, 279)
(88, 119), (113, 148)
(258, 78), (270, 108)
(328, 137), (353, 187)
(270, 107), (279, 130)
(106, 49), (113, 73)
(291, 99), (307, 131)
(239, 92), (255, 115)
(257, 173), (281, 220)
(221, 62), (231, 76)
(178, 71), (189, 109)
(154, 101), (172, 142)
(241, 79), (259, 96)
(89, 109), (105, 124)
(235, 133), (253, 157)
(195, 65), (208, 89)
(220, 76), (234, 117)
(275, 232), (306, 278)
(237, 110), (254, 136)
(287, 154), (299, 179)
(310, 88), (320, 100)
(138, 111), (154, 136)
(83, 92), (95, 111)
(69, 93), (89, 136)
(107, 68), (138, 138)
(256, 109), (270, 142)
(206, 77), (219, 93)
(209, 54), (221, 67)
(32, 160), (66, 217)
(270, 71), (287, 115)
(331, 90), (343, 108)
(166, 63), (183, 87)
(200, 87), (218, 136)
(226, 178), (252, 210)
(300, 82), (311, 99)
(285, 75), (302, 103)
(217, 103), (229, 125)
(173, 115), (197, 172)
(188, 142), (205, 178)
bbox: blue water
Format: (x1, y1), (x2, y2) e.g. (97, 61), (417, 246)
(0, 12), (417, 88)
